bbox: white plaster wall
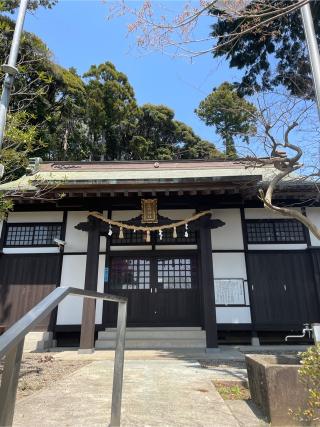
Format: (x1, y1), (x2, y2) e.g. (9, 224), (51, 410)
(57, 255), (86, 324)
(56, 254), (105, 325)
(155, 245), (197, 250)
(248, 244), (307, 250)
(7, 211), (63, 223)
(3, 247), (60, 254)
(213, 252), (251, 324)
(64, 211), (88, 253)
(96, 255), (106, 324)
(110, 245), (152, 251)
(306, 207), (320, 246)
(216, 307), (251, 324)
(212, 253), (247, 279)
(211, 209), (243, 250)
(244, 207), (302, 219)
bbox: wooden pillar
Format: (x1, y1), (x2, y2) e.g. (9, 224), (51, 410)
(79, 217), (100, 351)
(199, 218), (218, 349)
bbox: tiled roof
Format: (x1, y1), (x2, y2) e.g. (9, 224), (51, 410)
(0, 159), (304, 195)
(0, 160), (278, 192)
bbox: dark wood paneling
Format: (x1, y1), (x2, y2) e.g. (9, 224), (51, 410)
(247, 251), (320, 328)
(199, 223), (218, 348)
(104, 253), (201, 327)
(0, 254), (60, 330)
(79, 217), (101, 349)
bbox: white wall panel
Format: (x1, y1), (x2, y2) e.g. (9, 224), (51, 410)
(96, 255), (106, 324)
(64, 211), (88, 253)
(7, 211), (63, 223)
(3, 247), (60, 254)
(57, 255), (86, 325)
(57, 254), (105, 325)
(211, 209), (243, 250)
(216, 307), (251, 324)
(212, 253), (247, 279)
(245, 207), (302, 219)
(110, 245), (152, 251)
(155, 245), (197, 250)
(306, 207), (320, 246)
(248, 244), (307, 250)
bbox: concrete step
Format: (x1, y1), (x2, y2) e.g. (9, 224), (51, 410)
(95, 339), (206, 349)
(98, 330), (206, 340)
(102, 327), (202, 332)
(95, 327), (206, 349)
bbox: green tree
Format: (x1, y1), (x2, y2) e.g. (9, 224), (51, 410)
(84, 62), (139, 160)
(196, 82), (257, 158)
(0, 0), (57, 13)
(0, 14), (88, 160)
(132, 104), (220, 160)
(40, 65), (87, 160)
(210, 1), (320, 98)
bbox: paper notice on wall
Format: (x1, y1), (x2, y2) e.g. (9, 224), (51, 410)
(214, 279), (246, 305)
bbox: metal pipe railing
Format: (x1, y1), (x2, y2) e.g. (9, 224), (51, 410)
(0, 287), (127, 427)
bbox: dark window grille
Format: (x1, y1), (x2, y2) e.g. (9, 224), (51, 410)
(111, 226), (196, 245)
(246, 220), (306, 244)
(157, 257), (197, 290)
(109, 257), (150, 290)
(155, 228), (196, 244)
(5, 223), (63, 247)
(111, 230), (145, 246)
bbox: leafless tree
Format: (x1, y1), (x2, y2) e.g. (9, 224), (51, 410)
(107, 0), (310, 58)
(233, 90), (320, 239)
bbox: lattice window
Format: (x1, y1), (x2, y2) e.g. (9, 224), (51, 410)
(246, 220), (306, 244)
(109, 257), (150, 290)
(5, 223), (63, 247)
(111, 230), (145, 246)
(157, 257), (197, 290)
(155, 228), (197, 244)
(111, 227), (196, 245)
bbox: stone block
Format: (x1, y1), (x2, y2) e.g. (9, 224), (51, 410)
(245, 354), (309, 426)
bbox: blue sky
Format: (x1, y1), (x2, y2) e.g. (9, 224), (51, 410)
(22, 0), (242, 151)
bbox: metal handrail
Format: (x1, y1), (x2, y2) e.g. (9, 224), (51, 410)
(0, 287), (128, 427)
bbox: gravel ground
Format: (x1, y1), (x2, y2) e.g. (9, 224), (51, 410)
(0, 353), (90, 400)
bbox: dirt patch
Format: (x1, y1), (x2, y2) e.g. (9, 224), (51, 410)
(0, 353), (90, 400)
(214, 381), (251, 401)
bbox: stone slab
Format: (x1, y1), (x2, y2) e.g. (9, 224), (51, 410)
(225, 400), (268, 426)
(14, 359), (240, 427)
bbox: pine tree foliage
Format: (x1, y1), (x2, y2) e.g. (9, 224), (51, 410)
(210, 0), (320, 98)
(196, 82), (257, 158)
(0, 15), (222, 162)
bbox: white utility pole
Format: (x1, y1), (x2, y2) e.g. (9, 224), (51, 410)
(0, 0), (29, 149)
(301, 1), (320, 119)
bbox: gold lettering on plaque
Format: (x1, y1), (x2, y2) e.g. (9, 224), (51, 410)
(141, 199), (158, 223)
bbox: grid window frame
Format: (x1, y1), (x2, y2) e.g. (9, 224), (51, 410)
(246, 219), (307, 244)
(109, 257), (151, 290)
(110, 226), (197, 246)
(4, 222), (63, 247)
(157, 256), (198, 290)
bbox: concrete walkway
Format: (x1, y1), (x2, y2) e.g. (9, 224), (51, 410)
(14, 345), (306, 426)
(14, 357), (246, 427)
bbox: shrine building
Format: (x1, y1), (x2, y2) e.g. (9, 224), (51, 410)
(0, 159), (319, 350)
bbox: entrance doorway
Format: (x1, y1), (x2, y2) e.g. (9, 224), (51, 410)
(103, 253), (200, 326)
